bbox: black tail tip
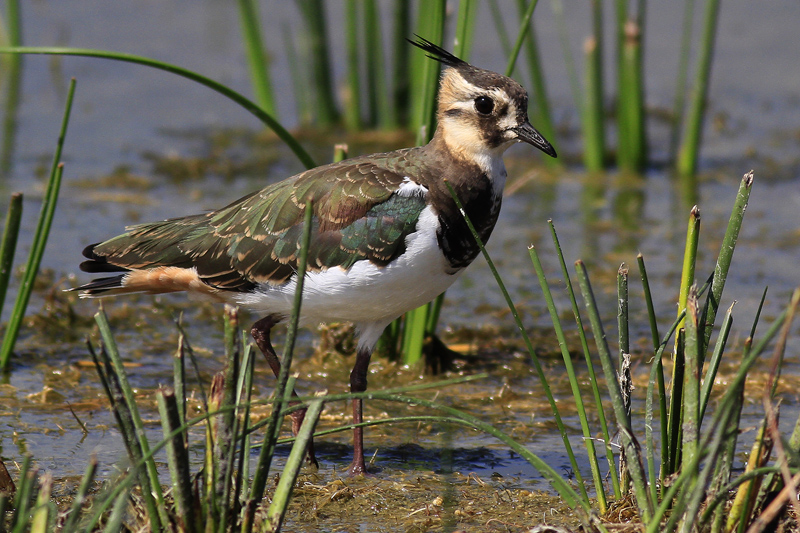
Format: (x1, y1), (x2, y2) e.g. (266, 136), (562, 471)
(70, 275), (125, 295)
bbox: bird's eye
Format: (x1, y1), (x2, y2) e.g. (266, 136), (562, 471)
(474, 95), (494, 115)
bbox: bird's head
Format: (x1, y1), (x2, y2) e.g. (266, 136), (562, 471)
(410, 37), (557, 167)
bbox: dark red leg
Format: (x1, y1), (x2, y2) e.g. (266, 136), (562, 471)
(347, 346), (373, 476)
(251, 315), (318, 469)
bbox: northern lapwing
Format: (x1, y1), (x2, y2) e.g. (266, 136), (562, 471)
(74, 37), (557, 475)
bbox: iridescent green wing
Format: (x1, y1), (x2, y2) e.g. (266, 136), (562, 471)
(90, 152), (428, 291)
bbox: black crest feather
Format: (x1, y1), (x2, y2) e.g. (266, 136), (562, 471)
(408, 35), (466, 68)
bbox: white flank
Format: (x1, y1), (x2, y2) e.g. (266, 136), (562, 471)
(234, 206), (460, 350)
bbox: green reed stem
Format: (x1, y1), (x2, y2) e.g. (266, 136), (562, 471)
(530, 245), (607, 512)
(700, 171), (753, 354)
(1, 0), (22, 176)
(398, 1), (480, 357)
(676, 0), (721, 177)
(94, 308), (167, 530)
(244, 201), (313, 531)
(666, 328), (685, 477)
(425, 294), (444, 336)
(10, 456), (33, 528)
(333, 143), (348, 163)
(582, 35), (605, 172)
(617, 20), (646, 172)
(699, 302), (733, 422)
(235, 339), (255, 503)
(488, 0), (512, 57)
(410, 2), (445, 144)
(237, 0), (277, 117)
(549, 221), (620, 498)
(156, 388), (198, 533)
(214, 307), (241, 533)
(61, 455), (98, 533)
(365, 0), (392, 130)
(618, 263), (630, 410)
(681, 288), (700, 481)
(4, 0), (21, 51)
(0, 46), (316, 169)
(453, 0), (478, 59)
(637, 254), (661, 349)
(643, 308), (684, 503)
(401, 11), (444, 365)
(296, 0), (338, 126)
(391, 0), (411, 127)
(283, 27), (312, 126)
(0, 78), (74, 370)
(504, 0), (539, 78)
(0, 192), (22, 313)
(266, 398), (324, 532)
(550, 0), (583, 122)
(103, 486), (129, 533)
(401, 304), (428, 365)
(669, 0), (696, 162)
(518, 0), (559, 169)
(173, 332), (187, 427)
(446, 183), (590, 505)
(677, 206), (701, 335)
(30, 472), (52, 533)
(617, 263), (632, 491)
(344, 0), (362, 130)
(637, 254), (668, 480)
(576, 259), (653, 521)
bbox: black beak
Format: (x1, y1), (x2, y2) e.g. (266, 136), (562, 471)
(513, 122), (557, 158)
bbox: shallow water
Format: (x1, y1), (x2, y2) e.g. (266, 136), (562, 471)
(1, 1), (800, 526)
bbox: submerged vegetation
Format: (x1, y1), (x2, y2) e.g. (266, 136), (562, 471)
(0, 1), (798, 532)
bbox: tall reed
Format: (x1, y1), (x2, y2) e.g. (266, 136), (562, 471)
(0, 78), (74, 370)
(294, 0), (338, 126)
(677, 0), (722, 178)
(236, 0), (277, 117)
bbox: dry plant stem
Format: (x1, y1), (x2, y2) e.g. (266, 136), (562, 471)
(760, 289), (800, 523)
(745, 472), (800, 533)
(30, 472), (52, 533)
(576, 260), (652, 520)
(727, 419), (773, 532)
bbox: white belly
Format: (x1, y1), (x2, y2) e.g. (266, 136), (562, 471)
(233, 206), (461, 333)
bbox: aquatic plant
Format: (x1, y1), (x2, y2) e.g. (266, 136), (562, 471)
(454, 169), (800, 531)
(0, 79), (74, 370)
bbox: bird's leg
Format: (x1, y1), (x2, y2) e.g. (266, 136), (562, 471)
(251, 315), (318, 469)
(347, 346), (373, 476)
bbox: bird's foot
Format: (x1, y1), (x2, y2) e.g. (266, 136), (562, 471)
(345, 457), (371, 477)
(304, 453), (320, 472)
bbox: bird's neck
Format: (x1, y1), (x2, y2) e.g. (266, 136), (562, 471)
(409, 130), (508, 271)
(424, 128), (508, 193)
